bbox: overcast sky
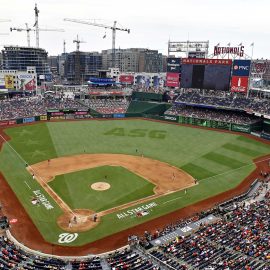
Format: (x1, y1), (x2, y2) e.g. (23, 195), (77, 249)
(0, 0), (269, 59)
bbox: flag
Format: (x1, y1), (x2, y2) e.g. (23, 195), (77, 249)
(238, 42), (242, 46)
(250, 42), (254, 47)
(227, 42), (231, 46)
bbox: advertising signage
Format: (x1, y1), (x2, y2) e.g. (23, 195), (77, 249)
(166, 73), (180, 88)
(119, 75), (134, 84)
(232, 60), (251, 77)
(230, 76), (249, 93)
(214, 45), (244, 57)
(167, 57), (181, 73)
(182, 58), (232, 66)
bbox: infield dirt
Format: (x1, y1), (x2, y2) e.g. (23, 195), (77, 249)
(28, 153), (195, 232)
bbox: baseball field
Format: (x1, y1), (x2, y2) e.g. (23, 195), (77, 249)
(0, 119), (269, 248)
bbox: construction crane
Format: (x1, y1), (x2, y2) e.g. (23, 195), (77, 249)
(10, 22), (65, 47)
(10, 23), (31, 47)
(63, 18), (130, 67)
(73, 35), (86, 51)
(33, 3), (65, 48)
(33, 3), (40, 47)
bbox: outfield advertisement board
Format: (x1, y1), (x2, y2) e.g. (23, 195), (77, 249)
(113, 114), (125, 118)
(231, 124), (250, 133)
(0, 120), (16, 126)
(40, 115), (48, 121)
(164, 115), (179, 122)
(260, 132), (270, 141)
(178, 115), (253, 133)
(23, 117), (35, 123)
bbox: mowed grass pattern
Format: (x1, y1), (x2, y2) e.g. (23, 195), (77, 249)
(49, 166), (155, 211)
(0, 119), (269, 246)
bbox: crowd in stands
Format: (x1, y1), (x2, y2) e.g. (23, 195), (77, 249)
(175, 89), (270, 116)
(165, 105), (260, 125)
(107, 249), (160, 270)
(82, 98), (130, 114)
(0, 97), (88, 121)
(0, 179), (269, 269)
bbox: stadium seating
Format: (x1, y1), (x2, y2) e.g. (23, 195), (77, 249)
(81, 98), (130, 114)
(0, 97), (88, 120)
(0, 181), (268, 269)
(175, 90), (270, 116)
(165, 105), (260, 124)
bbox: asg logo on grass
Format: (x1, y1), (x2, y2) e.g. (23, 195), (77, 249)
(58, 233), (78, 243)
(104, 128), (167, 139)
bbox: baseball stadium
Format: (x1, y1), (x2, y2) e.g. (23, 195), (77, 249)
(0, 4), (270, 269)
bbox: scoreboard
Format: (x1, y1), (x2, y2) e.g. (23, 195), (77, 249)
(181, 58), (232, 91)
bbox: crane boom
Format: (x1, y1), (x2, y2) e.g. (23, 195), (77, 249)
(63, 18), (130, 32)
(64, 18), (130, 67)
(10, 23), (64, 47)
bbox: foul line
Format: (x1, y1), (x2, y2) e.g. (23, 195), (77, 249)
(161, 156), (270, 205)
(198, 156), (270, 183)
(24, 181), (31, 190)
(0, 134), (75, 215)
(163, 196), (183, 204)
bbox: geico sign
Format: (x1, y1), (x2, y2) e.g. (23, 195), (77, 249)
(234, 65), (249, 71)
(164, 116), (177, 121)
(18, 74), (33, 79)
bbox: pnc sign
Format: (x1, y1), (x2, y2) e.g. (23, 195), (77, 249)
(232, 60), (251, 77)
(214, 45), (244, 57)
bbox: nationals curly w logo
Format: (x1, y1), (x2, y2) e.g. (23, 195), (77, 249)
(58, 233), (78, 243)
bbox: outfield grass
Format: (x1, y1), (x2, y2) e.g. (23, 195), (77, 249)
(49, 166), (155, 211)
(0, 119), (269, 246)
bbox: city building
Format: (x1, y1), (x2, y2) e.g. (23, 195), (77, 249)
(1, 46), (52, 85)
(48, 55), (58, 75)
(101, 48), (164, 73)
(64, 51), (102, 84)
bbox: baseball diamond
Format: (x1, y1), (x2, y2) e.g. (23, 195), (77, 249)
(0, 118), (270, 252)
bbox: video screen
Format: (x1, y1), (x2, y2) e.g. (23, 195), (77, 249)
(181, 59), (232, 90)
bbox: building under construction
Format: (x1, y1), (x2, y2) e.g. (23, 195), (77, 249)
(64, 51), (102, 84)
(1, 46), (52, 84)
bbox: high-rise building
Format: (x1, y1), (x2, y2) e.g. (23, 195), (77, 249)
(48, 56), (58, 75)
(64, 51), (102, 84)
(101, 48), (164, 73)
(1, 46), (52, 85)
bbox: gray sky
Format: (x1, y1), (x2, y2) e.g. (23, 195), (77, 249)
(0, 0), (269, 59)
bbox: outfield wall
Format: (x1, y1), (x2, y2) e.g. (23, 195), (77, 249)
(0, 111), (265, 137)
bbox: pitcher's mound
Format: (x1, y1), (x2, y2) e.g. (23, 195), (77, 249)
(91, 182), (110, 191)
